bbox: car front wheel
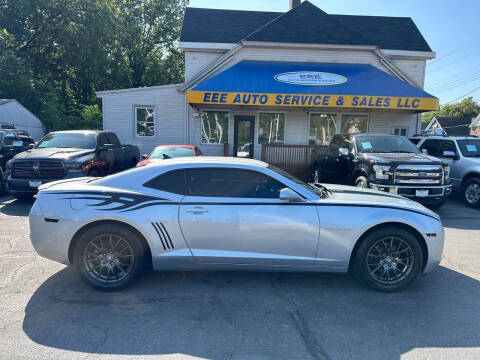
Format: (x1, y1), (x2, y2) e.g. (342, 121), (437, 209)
(73, 224), (146, 291)
(354, 227), (423, 292)
(355, 175), (369, 188)
(464, 178), (480, 208)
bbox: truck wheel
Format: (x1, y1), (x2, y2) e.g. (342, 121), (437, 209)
(354, 227), (423, 292)
(464, 177), (480, 208)
(355, 176), (369, 188)
(129, 158), (137, 168)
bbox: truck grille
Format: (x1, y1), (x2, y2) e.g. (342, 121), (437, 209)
(12, 161), (66, 179)
(394, 165), (443, 185)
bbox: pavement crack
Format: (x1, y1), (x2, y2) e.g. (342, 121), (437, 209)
(271, 276), (331, 360)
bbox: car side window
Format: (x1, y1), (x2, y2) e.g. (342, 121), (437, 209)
(187, 168), (285, 198)
(420, 139), (439, 156)
(97, 133), (109, 147)
(329, 135), (342, 152)
(106, 133), (121, 147)
(143, 169), (187, 195)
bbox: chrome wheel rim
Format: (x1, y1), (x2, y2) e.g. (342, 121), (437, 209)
(366, 236), (414, 285)
(356, 179), (367, 188)
(83, 234), (134, 283)
(465, 183), (480, 204)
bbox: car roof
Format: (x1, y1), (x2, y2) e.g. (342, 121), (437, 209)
(143, 156), (268, 168)
(48, 130), (101, 135)
(412, 135), (479, 140)
(154, 144), (196, 149)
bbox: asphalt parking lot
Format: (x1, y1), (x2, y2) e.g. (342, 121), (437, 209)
(0, 195), (479, 360)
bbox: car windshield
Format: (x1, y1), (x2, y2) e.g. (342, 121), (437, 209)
(37, 133), (96, 149)
(356, 135), (420, 154)
(457, 139), (480, 157)
(149, 147), (194, 160)
(267, 165), (330, 198)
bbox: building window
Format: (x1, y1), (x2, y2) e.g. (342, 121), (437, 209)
(341, 114), (368, 134)
(393, 127), (408, 136)
(135, 107), (155, 136)
(201, 111), (229, 144)
(309, 114), (338, 145)
(258, 113), (285, 144)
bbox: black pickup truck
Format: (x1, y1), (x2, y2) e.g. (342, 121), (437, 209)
(310, 133), (452, 208)
(5, 130), (139, 199)
(0, 130), (35, 194)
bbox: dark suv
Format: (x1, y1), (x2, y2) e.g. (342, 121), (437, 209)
(0, 130), (34, 194)
(310, 133), (452, 208)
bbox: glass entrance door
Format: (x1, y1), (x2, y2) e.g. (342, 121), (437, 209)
(233, 115), (255, 158)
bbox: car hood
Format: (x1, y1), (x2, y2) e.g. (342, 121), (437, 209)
(359, 152), (444, 165)
(321, 184), (439, 220)
(13, 148), (94, 161)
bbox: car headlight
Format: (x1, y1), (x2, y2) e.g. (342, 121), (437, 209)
(444, 165), (450, 181)
(373, 165), (392, 180)
(5, 160), (12, 172)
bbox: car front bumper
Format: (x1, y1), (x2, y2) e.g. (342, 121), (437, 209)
(6, 172), (84, 195)
(370, 183), (452, 204)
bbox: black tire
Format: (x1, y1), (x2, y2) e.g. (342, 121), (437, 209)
(73, 224), (146, 291)
(354, 227), (423, 292)
(355, 175), (369, 188)
(13, 194), (34, 200)
(463, 177), (480, 208)
(87, 169), (100, 177)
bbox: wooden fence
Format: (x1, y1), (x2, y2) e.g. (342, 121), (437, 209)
(261, 144), (323, 181)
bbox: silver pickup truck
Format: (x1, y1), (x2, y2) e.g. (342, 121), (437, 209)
(411, 135), (480, 208)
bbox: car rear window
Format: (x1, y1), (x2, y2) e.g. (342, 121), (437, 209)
(457, 139), (480, 157)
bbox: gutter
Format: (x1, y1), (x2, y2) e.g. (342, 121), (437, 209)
(374, 49), (417, 87)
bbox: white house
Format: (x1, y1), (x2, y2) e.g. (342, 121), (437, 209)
(96, 0), (438, 159)
(0, 99), (44, 141)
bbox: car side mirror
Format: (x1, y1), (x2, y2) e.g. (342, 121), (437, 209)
(28, 143), (35, 150)
(421, 148), (428, 154)
(442, 150), (458, 159)
(279, 188), (304, 202)
(339, 148), (350, 156)
(141, 154), (148, 160)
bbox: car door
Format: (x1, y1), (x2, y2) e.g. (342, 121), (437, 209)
(420, 139), (461, 185)
(106, 132), (125, 171)
(96, 133), (115, 175)
(178, 167), (320, 266)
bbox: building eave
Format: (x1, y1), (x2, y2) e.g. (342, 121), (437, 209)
(96, 84), (184, 97)
(179, 42), (237, 51)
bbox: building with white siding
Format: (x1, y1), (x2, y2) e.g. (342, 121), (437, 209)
(0, 99), (44, 141)
(97, 0), (437, 160)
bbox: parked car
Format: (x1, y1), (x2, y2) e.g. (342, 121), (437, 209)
(5, 130), (139, 199)
(0, 129), (34, 194)
(310, 134), (452, 209)
(137, 145), (202, 166)
(29, 157), (443, 292)
(411, 135), (480, 208)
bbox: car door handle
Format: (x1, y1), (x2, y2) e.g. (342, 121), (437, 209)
(185, 206), (208, 214)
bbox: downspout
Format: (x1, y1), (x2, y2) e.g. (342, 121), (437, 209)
(184, 93), (188, 144)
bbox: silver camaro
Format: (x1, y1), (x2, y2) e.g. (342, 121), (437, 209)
(29, 157), (444, 291)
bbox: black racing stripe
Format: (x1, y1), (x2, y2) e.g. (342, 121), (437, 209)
(159, 223), (174, 249)
(151, 223), (166, 250)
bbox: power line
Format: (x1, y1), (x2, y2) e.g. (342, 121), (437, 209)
(429, 38), (478, 64)
(427, 65), (480, 88)
(427, 48), (480, 74)
(430, 73), (480, 94)
(444, 84), (480, 104)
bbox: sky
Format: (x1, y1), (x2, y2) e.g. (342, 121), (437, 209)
(189, 0), (480, 106)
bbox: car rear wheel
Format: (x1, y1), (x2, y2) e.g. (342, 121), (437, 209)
(463, 178), (480, 208)
(73, 224), (146, 291)
(354, 227), (423, 292)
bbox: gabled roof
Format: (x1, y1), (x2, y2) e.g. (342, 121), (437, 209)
(180, 1), (432, 52)
(431, 116), (473, 136)
(472, 114), (480, 128)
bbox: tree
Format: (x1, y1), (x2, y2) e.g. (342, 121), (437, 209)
(422, 97), (480, 123)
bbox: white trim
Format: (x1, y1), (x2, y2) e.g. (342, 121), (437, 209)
(241, 41), (379, 51)
(373, 49), (416, 86)
(134, 106), (156, 138)
(179, 42), (236, 51)
(200, 109), (231, 145)
(381, 49), (436, 60)
(257, 111), (287, 145)
(96, 84), (183, 96)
